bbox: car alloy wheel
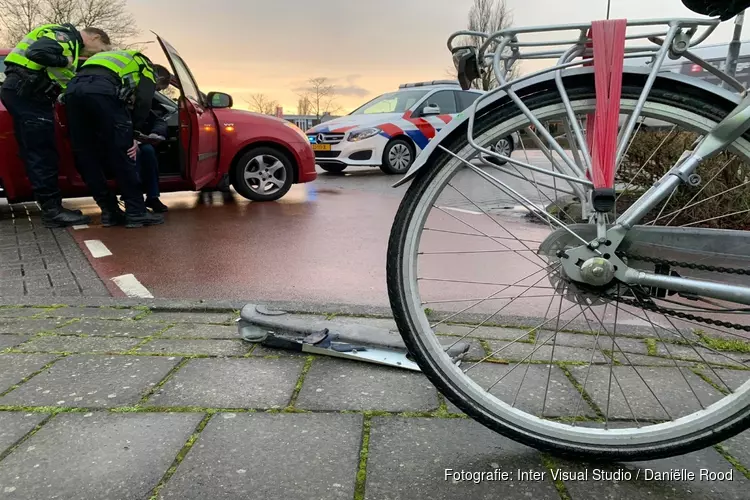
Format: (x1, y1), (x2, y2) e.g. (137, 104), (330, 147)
(388, 143), (412, 172)
(494, 137), (512, 157)
(243, 154), (288, 195)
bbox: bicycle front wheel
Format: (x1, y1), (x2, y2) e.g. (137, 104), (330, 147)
(388, 72), (750, 460)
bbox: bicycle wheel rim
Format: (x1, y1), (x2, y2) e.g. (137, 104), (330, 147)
(394, 85), (750, 453)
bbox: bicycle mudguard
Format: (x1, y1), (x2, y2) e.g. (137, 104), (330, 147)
(236, 303), (471, 372)
(392, 66), (742, 189)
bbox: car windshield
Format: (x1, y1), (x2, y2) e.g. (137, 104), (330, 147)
(349, 90), (429, 115)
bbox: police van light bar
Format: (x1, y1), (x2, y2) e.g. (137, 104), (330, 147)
(398, 80), (461, 89)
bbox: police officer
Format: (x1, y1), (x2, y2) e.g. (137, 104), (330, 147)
(64, 50), (170, 228)
(0, 24), (110, 228)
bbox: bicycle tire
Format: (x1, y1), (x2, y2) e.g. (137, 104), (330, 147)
(387, 71), (750, 460)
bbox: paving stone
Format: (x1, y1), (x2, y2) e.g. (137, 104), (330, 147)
(610, 353), (695, 367)
(537, 331), (648, 355)
(655, 342), (746, 368)
(15, 336), (140, 354)
(0, 412), (202, 500)
(146, 357), (303, 409)
(137, 339), (251, 357)
(0, 308), (46, 319)
(559, 447), (749, 499)
(0, 319), (69, 335)
(144, 311), (235, 324)
(159, 323), (239, 339)
(296, 358), (439, 412)
(721, 429), (750, 472)
(568, 366), (723, 420)
(459, 362), (597, 418)
(435, 323), (531, 342)
(698, 368), (750, 392)
(0, 354), (58, 393)
(487, 340), (608, 363)
(56, 319), (165, 337)
(37, 307), (140, 320)
(0, 355), (180, 408)
(159, 413), (361, 500)
(0, 334), (31, 350)
(366, 417), (560, 500)
(0, 412), (47, 454)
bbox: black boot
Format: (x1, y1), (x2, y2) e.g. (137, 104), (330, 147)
(40, 199), (91, 228)
(101, 205), (127, 227)
(126, 211), (164, 228)
(145, 197), (168, 213)
(95, 193), (126, 227)
(61, 206), (84, 216)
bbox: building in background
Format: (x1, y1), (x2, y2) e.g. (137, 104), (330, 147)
(281, 112), (340, 131)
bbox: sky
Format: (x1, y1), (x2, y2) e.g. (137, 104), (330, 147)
(127, 0), (746, 114)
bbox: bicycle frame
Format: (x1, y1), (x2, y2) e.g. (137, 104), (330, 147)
(449, 15), (750, 306)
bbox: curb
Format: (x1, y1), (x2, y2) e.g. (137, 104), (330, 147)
(0, 296), (397, 319)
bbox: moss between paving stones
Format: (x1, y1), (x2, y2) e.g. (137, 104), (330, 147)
(286, 356), (314, 410)
(558, 366), (606, 419)
(540, 453), (573, 500)
(148, 413), (213, 500)
(714, 444), (750, 480)
(0, 357), (63, 398)
(644, 338), (658, 356)
(0, 414), (53, 462)
(353, 415), (372, 500)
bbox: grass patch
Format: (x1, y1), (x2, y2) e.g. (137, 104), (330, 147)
(645, 338), (658, 356)
(714, 444), (750, 480)
(353, 415), (372, 500)
(148, 413), (213, 500)
(324, 312), (337, 320)
(698, 333), (750, 354)
(424, 308), (434, 317)
(528, 329), (537, 343)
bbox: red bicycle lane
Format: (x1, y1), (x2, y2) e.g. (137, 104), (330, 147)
(66, 185), (400, 307)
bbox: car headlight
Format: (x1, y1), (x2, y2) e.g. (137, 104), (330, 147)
(283, 121), (308, 140)
(347, 128), (381, 142)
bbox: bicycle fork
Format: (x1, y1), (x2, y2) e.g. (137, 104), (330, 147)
(561, 92), (750, 306)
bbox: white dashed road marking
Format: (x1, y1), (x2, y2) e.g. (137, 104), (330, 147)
(111, 274), (153, 298)
(72, 224), (89, 230)
(439, 206), (482, 215)
(84, 240), (112, 258)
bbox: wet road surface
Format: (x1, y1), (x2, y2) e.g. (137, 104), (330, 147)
(62, 153), (568, 311)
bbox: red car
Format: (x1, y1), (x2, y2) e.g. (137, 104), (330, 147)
(0, 35), (316, 204)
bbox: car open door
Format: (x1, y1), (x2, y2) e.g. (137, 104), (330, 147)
(155, 34), (219, 189)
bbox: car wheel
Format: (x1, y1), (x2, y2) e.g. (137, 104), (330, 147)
(319, 164), (347, 174)
(485, 135), (514, 166)
(380, 138), (415, 175)
(232, 147), (294, 202)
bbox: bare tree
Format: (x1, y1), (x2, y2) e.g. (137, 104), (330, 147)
(296, 95), (312, 116)
(246, 93), (279, 115)
(297, 77), (340, 120)
(0, 0), (44, 45)
(449, 0), (515, 90)
(0, 0), (138, 46)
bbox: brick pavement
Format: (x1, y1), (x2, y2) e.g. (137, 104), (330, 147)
(0, 305), (749, 499)
(0, 203), (109, 298)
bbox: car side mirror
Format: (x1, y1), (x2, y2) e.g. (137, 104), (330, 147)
(207, 91), (233, 109)
(422, 104), (441, 116)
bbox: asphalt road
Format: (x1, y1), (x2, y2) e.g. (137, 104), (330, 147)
(62, 151), (562, 312)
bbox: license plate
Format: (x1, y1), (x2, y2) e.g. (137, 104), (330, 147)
(312, 144), (331, 151)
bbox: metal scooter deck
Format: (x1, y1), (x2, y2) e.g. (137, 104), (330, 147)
(237, 304), (470, 372)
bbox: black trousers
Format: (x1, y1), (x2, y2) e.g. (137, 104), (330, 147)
(0, 85), (60, 207)
(64, 74), (146, 215)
